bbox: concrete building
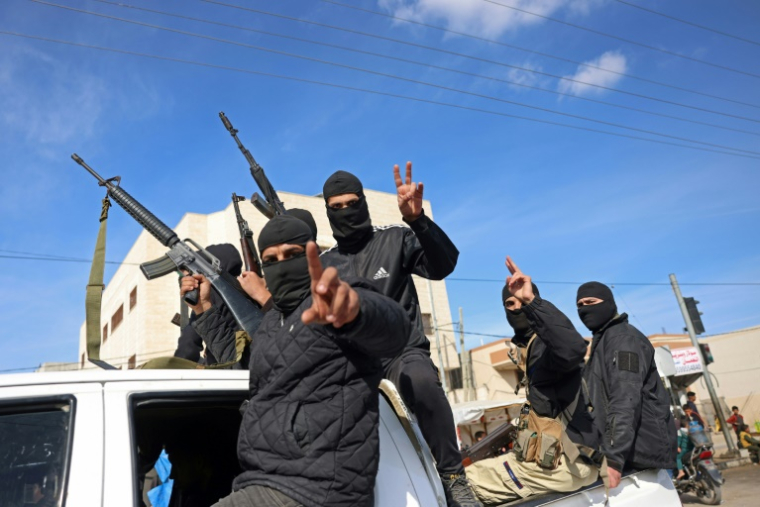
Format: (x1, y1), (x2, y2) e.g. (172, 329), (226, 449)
(78, 189), (461, 391)
(650, 326), (760, 431)
(462, 324), (760, 432)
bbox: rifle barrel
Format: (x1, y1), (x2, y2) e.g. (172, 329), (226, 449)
(72, 153), (107, 185)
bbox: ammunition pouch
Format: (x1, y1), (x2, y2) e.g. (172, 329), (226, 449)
(513, 403), (564, 470)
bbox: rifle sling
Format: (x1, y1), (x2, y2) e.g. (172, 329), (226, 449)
(85, 196), (117, 370)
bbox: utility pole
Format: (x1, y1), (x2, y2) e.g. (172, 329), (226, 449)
(426, 279), (448, 393)
(459, 307), (473, 402)
(669, 274), (736, 454)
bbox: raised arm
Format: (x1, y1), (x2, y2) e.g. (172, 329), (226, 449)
(302, 242), (409, 357)
(395, 162), (459, 279)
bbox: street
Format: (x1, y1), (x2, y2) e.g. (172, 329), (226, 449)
(680, 464), (760, 506)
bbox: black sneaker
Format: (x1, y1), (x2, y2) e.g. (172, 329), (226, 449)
(441, 473), (483, 507)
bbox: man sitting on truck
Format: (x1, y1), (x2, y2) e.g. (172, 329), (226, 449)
(577, 282), (677, 488)
(466, 257), (601, 505)
(190, 215), (409, 507)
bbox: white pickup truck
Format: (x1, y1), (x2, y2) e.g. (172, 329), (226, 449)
(0, 370), (680, 507)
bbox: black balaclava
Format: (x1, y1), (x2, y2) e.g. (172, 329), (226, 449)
(502, 282), (540, 346)
(204, 244), (243, 308)
(323, 170), (373, 253)
(287, 208), (318, 241)
(258, 216), (313, 314)
(576, 281), (618, 333)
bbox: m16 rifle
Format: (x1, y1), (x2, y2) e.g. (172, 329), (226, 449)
(72, 154), (264, 338)
(232, 193), (262, 277)
(219, 112), (286, 218)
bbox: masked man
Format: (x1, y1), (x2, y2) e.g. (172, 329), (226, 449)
(195, 215), (410, 507)
(577, 282), (677, 488)
(467, 257), (600, 505)
(319, 163), (480, 506)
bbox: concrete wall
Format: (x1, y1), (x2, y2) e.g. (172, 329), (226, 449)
(79, 189), (458, 375)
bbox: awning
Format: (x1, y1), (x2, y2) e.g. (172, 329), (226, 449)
(451, 398), (526, 426)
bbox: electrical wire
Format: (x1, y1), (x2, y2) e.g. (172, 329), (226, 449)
(447, 278), (760, 286)
(0, 254), (140, 266)
(31, 1), (760, 157)
(3, 249), (760, 288)
(480, 0), (760, 79)
(2, 30), (756, 160)
(85, 0), (760, 138)
(201, 0), (760, 124)
(614, 0), (760, 47)
(311, 0), (760, 109)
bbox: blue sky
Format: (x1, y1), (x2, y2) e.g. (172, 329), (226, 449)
(1, 0), (759, 372)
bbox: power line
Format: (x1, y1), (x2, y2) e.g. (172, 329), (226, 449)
(2, 31), (755, 160)
(447, 278), (760, 286)
(480, 0), (760, 79)
(202, 0), (760, 125)
(312, 0), (760, 110)
(614, 0), (760, 47)
(41, 2), (760, 156)
(87, 0), (760, 138)
(0, 254), (140, 266)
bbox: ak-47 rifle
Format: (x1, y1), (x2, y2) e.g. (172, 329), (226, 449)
(72, 154), (264, 338)
(232, 193), (262, 277)
(219, 112), (286, 217)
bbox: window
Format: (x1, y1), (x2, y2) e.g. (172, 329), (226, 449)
(0, 398), (74, 506)
(111, 304), (124, 332)
(129, 287), (137, 311)
(128, 354), (136, 370)
(102, 323), (108, 343)
(447, 367), (464, 390)
(421, 313), (433, 335)
(130, 392), (247, 506)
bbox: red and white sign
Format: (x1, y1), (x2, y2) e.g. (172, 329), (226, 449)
(671, 347), (704, 376)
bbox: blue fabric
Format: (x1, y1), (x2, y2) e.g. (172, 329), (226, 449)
(148, 450), (174, 507)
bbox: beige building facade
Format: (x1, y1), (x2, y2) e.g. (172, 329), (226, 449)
(650, 326), (760, 431)
(78, 189), (461, 388)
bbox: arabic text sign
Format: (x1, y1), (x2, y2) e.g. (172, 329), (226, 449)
(672, 347), (704, 376)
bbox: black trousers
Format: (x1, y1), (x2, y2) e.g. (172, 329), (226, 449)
(212, 485), (303, 507)
(385, 348), (464, 476)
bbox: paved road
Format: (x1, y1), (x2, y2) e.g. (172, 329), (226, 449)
(680, 464), (760, 506)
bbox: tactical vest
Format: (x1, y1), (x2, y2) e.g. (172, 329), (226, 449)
(509, 335), (603, 472)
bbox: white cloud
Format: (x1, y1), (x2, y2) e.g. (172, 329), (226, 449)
(378, 0), (602, 38)
(505, 62), (543, 90)
(556, 50), (627, 96)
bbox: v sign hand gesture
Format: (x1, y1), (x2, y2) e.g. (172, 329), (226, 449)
(302, 242), (361, 328)
(394, 161), (424, 221)
(505, 256), (535, 305)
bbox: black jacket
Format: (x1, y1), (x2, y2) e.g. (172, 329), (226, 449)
(582, 314), (677, 472)
(230, 279), (410, 507)
(521, 296), (600, 450)
(320, 211), (458, 363)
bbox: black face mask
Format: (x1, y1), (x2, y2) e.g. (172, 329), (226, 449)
(578, 300), (617, 333)
(506, 308), (533, 346)
(326, 197), (373, 252)
(262, 253), (311, 314)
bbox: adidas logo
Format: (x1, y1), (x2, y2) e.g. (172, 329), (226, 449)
(373, 267), (390, 280)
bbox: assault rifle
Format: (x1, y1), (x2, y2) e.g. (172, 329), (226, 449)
(231, 193), (262, 277)
(72, 154), (264, 338)
(461, 422), (517, 467)
(219, 112), (286, 217)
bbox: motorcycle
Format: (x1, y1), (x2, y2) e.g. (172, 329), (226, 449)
(674, 424), (724, 505)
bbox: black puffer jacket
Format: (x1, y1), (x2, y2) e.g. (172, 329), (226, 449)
(582, 314), (677, 472)
(231, 279), (410, 507)
(521, 296), (600, 450)
(320, 211), (458, 364)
